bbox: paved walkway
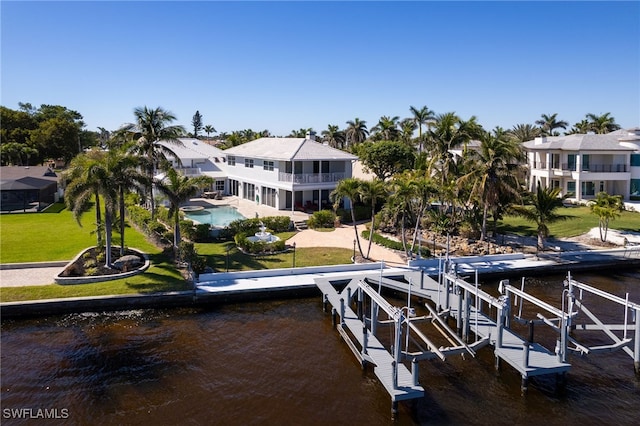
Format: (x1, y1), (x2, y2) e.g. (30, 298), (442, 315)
(0, 265), (66, 287)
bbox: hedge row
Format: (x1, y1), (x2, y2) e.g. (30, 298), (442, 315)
(361, 230), (430, 258)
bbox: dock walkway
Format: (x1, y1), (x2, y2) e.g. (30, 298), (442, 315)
(315, 278), (424, 403)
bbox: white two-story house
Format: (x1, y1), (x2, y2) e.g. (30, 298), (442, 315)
(223, 133), (357, 213)
(158, 138), (228, 195)
(522, 128), (640, 202)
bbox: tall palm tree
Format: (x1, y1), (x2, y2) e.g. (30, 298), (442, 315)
(535, 113), (568, 136)
(586, 112), (621, 134)
(426, 113), (483, 186)
(345, 118), (369, 148)
(358, 179), (387, 259)
(321, 124), (346, 149)
(409, 105), (435, 152)
(331, 178), (365, 258)
(63, 149), (118, 266)
(155, 168), (213, 251)
(459, 128), (524, 241)
(508, 123), (541, 143)
(566, 119), (591, 135)
(387, 172), (420, 257)
(125, 106), (185, 219)
(371, 115), (400, 141)
(509, 185), (569, 251)
(203, 125), (216, 138)
(399, 118), (417, 146)
(107, 148), (150, 256)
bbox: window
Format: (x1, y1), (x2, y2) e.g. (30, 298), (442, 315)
(568, 154), (577, 171)
(228, 156), (236, 166)
(582, 154), (590, 171)
(245, 159), (254, 168)
(582, 181), (595, 197)
(631, 179), (640, 196)
(243, 182), (255, 201)
(551, 179), (560, 189)
(262, 187), (277, 207)
(263, 161), (274, 171)
(215, 180), (225, 191)
(551, 154), (560, 169)
(631, 154), (640, 167)
(567, 181), (576, 197)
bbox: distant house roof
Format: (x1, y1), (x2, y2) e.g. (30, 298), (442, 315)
(157, 138), (226, 161)
(0, 166), (59, 191)
(522, 129), (637, 151)
(223, 138), (358, 162)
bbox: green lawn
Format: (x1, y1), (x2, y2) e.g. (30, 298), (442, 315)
(496, 206), (640, 238)
(0, 207), (352, 302)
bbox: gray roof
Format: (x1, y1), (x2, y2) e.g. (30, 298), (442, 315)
(522, 130), (636, 151)
(158, 138), (226, 161)
(0, 166), (59, 182)
(223, 138), (358, 161)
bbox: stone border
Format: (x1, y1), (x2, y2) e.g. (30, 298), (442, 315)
(54, 247), (150, 285)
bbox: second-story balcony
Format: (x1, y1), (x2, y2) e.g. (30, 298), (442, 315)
(279, 172), (347, 184)
(559, 163), (628, 173)
(175, 167), (202, 176)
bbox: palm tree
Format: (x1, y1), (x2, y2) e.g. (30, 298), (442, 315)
(203, 125), (216, 139)
(508, 123), (541, 143)
(459, 128), (524, 241)
(155, 168), (214, 251)
(425, 113), (483, 186)
(509, 185), (569, 251)
(409, 105), (435, 152)
(387, 172), (419, 257)
(535, 113), (568, 136)
(107, 148), (150, 256)
(321, 124), (346, 149)
(589, 192), (624, 242)
(586, 113), (621, 134)
(566, 119), (591, 135)
(399, 118), (417, 146)
(331, 178), (365, 258)
(125, 106), (185, 219)
(345, 118), (369, 148)
(358, 179), (387, 259)
(371, 115), (400, 141)
(63, 149), (118, 266)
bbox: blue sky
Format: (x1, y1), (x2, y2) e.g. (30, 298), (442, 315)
(2, 1), (639, 136)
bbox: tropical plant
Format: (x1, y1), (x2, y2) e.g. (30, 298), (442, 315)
(345, 118), (369, 148)
(358, 179), (387, 259)
(399, 118), (417, 145)
(566, 119), (591, 135)
(203, 124), (216, 138)
(331, 178), (365, 258)
(535, 113), (568, 136)
(155, 168), (214, 251)
(458, 128), (524, 241)
(370, 115), (400, 141)
(321, 124), (346, 149)
(409, 105), (435, 152)
(124, 106), (186, 219)
(509, 185), (569, 251)
(585, 112), (621, 134)
(508, 123), (541, 143)
(589, 192), (624, 242)
(355, 140), (415, 181)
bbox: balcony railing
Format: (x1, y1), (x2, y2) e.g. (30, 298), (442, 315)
(559, 163), (628, 173)
(175, 167), (201, 176)
(279, 172), (346, 184)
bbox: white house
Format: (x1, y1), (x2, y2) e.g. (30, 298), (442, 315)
(223, 133), (358, 213)
(158, 138), (228, 195)
(522, 128), (640, 202)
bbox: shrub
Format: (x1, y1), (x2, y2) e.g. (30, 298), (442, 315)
(337, 205), (369, 223)
(361, 230), (430, 258)
(83, 258), (97, 268)
(308, 210), (336, 229)
(85, 267), (99, 276)
(193, 224), (212, 242)
(180, 219), (196, 241)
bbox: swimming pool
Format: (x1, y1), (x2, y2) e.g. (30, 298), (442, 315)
(183, 205), (246, 227)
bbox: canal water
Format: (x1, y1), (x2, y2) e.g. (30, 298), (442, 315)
(2, 270), (639, 425)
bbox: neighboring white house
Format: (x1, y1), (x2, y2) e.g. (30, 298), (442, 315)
(522, 128), (640, 202)
(223, 133), (358, 213)
(158, 138), (228, 195)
